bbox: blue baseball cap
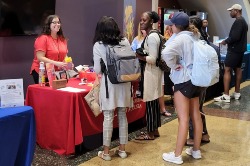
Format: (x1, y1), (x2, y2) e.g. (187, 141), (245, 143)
(164, 12), (189, 27)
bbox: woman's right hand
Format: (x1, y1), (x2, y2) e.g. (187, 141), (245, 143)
(54, 61), (67, 69)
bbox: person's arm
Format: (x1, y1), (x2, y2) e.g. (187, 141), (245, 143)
(93, 42), (105, 74)
(35, 35), (67, 68)
(162, 37), (181, 70)
(36, 51), (67, 68)
(224, 19), (243, 44)
(135, 53), (147, 61)
(145, 34), (158, 65)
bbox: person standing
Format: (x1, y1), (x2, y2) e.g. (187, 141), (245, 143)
(214, 4), (248, 103)
(93, 16), (133, 161)
(135, 11), (163, 140)
(30, 15), (68, 83)
(161, 12), (203, 164)
(186, 16), (210, 146)
(132, 22), (171, 117)
(200, 19), (209, 43)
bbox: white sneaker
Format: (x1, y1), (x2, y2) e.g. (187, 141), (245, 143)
(98, 151), (111, 161)
(214, 94), (230, 103)
(115, 149), (127, 159)
(162, 152), (183, 165)
(230, 92), (241, 100)
(185, 147), (202, 159)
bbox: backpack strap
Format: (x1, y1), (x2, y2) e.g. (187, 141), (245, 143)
(100, 45), (113, 99)
(149, 30), (163, 66)
(141, 36), (147, 49)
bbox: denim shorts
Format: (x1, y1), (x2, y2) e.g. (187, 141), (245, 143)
(174, 80), (201, 99)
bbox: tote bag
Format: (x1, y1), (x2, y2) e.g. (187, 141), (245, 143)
(84, 77), (102, 117)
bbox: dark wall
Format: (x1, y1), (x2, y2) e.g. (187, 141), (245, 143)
(158, 0), (181, 9)
(134, 0), (152, 32)
(0, 0), (151, 96)
(56, 0), (124, 68)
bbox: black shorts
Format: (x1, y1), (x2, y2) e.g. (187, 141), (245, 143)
(174, 80), (201, 99)
(225, 51), (244, 68)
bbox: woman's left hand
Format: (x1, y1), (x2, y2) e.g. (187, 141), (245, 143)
(175, 64), (182, 71)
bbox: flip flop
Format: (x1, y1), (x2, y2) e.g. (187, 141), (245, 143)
(201, 139), (210, 143)
(185, 139), (194, 146)
(161, 110), (172, 117)
(185, 139), (210, 146)
(135, 132), (154, 140)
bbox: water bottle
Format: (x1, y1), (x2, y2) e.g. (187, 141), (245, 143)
(39, 62), (45, 86)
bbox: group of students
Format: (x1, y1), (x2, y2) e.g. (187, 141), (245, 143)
(94, 11), (205, 164)
(30, 3), (248, 165)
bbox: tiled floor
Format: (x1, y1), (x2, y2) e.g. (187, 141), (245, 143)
(32, 81), (250, 166)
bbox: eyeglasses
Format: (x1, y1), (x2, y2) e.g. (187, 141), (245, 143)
(51, 21), (61, 24)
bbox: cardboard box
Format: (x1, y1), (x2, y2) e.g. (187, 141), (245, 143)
(52, 79), (67, 89)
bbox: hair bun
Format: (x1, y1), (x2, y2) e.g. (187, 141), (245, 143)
(151, 11), (160, 23)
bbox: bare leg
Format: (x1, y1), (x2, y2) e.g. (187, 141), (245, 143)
(103, 145), (109, 154)
(223, 66), (231, 95)
(174, 91), (190, 156)
(119, 144), (125, 151)
(159, 85), (171, 116)
(189, 97), (202, 151)
(159, 85), (166, 112)
(234, 67), (242, 93)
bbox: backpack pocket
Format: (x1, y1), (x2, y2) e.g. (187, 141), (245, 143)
(118, 58), (140, 82)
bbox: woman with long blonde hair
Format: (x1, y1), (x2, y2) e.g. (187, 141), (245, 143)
(131, 23), (146, 51)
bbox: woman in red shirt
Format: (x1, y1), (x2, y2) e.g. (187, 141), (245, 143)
(30, 15), (68, 83)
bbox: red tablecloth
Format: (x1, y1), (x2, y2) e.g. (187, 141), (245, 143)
(25, 78), (145, 155)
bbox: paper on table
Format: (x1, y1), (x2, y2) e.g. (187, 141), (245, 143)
(215, 37), (227, 43)
(215, 38), (226, 44)
(57, 87), (86, 92)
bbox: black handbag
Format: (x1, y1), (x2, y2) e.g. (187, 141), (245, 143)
(156, 58), (170, 72)
(135, 47), (148, 56)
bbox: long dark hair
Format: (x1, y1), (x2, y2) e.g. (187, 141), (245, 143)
(41, 15), (65, 40)
(93, 16), (123, 45)
(189, 16), (209, 42)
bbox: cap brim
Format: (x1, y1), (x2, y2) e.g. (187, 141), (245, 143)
(164, 19), (173, 25)
(227, 7), (233, 11)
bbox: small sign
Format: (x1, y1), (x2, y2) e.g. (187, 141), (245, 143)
(0, 79), (24, 108)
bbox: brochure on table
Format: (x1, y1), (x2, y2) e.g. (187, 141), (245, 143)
(0, 79), (24, 108)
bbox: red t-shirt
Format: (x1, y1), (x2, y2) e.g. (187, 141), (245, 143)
(30, 35), (68, 74)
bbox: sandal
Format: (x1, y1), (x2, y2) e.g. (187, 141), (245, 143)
(154, 131), (160, 137)
(185, 139), (194, 146)
(98, 151), (111, 161)
(161, 110), (172, 117)
(185, 137), (210, 146)
(135, 132), (154, 140)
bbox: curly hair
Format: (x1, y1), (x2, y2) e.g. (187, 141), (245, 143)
(41, 15), (65, 40)
(93, 16), (123, 45)
(145, 11), (160, 23)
